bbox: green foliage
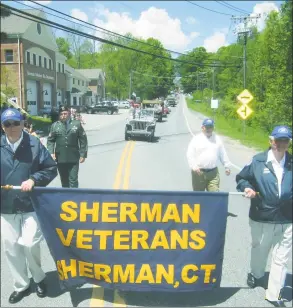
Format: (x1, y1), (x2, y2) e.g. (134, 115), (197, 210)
(56, 37), (72, 59)
(30, 116), (51, 133)
(180, 1), (292, 137)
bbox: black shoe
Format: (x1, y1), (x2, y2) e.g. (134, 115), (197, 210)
(265, 299), (286, 307)
(247, 273), (258, 288)
(9, 288), (30, 304)
(36, 280), (47, 298)
(247, 273), (266, 288)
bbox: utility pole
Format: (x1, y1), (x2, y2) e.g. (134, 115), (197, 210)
(212, 62), (216, 99)
(232, 14), (260, 137)
(129, 70), (132, 99)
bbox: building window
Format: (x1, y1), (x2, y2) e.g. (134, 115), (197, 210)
(58, 63), (61, 73)
(44, 101), (51, 107)
(33, 54), (37, 65)
(78, 80), (80, 86)
(5, 50), (13, 62)
(62, 64), (64, 73)
(49, 59), (52, 70)
(73, 78), (75, 84)
(82, 81), (84, 86)
(26, 51), (30, 64)
(37, 23), (42, 35)
(39, 55), (42, 67)
(44, 57), (47, 69)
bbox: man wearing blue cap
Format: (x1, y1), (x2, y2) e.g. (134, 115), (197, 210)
(186, 118), (231, 191)
(236, 125), (292, 307)
(1, 108), (57, 303)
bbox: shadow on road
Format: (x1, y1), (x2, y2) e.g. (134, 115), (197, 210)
(43, 271), (243, 307)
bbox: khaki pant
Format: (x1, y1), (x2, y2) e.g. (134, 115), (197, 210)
(1, 212), (46, 292)
(249, 219), (292, 301)
(191, 168), (220, 191)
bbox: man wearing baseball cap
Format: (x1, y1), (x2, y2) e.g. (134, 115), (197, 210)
(1, 108), (57, 303)
(236, 125), (292, 307)
(186, 118), (232, 192)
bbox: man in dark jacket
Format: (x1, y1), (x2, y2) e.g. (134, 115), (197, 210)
(47, 105), (88, 188)
(236, 125), (292, 307)
(0, 108), (57, 304)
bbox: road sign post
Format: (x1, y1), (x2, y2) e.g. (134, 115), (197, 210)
(236, 89), (254, 139)
(211, 99), (218, 121)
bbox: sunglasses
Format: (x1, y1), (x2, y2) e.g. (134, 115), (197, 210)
(3, 121), (21, 128)
(204, 125), (214, 129)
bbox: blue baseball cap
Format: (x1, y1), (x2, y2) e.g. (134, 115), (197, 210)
(270, 125), (292, 139)
(1, 108), (23, 124)
(202, 118), (214, 127)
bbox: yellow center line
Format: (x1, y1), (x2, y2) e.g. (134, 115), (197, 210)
(123, 141), (136, 190)
(90, 140), (136, 307)
(113, 141), (131, 189)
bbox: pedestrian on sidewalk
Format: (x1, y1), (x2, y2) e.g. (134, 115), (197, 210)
(186, 118), (231, 191)
(0, 108), (57, 304)
(47, 105), (88, 188)
(236, 125), (292, 307)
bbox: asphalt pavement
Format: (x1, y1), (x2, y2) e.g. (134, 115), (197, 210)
(1, 97), (292, 307)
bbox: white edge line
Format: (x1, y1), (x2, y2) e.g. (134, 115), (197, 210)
(181, 95), (242, 171)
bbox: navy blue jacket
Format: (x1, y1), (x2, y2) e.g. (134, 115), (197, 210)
(236, 150), (292, 223)
(1, 131), (57, 214)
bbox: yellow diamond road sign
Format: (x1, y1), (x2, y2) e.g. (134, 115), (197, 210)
(237, 104), (253, 120)
(237, 89), (253, 105)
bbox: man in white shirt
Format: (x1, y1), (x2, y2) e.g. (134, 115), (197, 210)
(186, 118), (231, 191)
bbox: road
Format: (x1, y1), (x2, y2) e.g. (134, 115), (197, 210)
(1, 96), (292, 307)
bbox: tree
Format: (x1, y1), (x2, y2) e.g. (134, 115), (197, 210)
(0, 4), (11, 41)
(56, 37), (72, 59)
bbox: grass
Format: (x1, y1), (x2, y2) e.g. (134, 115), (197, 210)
(187, 99), (269, 151)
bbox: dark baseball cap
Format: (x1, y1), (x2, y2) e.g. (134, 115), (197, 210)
(270, 125), (292, 139)
(202, 118), (214, 127)
(1, 108), (23, 124)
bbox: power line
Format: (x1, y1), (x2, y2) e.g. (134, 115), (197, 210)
(216, 1), (251, 15)
(132, 71), (176, 79)
(221, 1), (251, 15)
(2, 3), (241, 69)
(25, 0), (235, 65)
(186, 1), (233, 17)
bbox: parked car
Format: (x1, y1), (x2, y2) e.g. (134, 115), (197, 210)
(85, 101), (118, 115)
(125, 108), (156, 142)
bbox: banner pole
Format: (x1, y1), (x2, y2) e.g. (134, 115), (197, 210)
(1, 185), (251, 196)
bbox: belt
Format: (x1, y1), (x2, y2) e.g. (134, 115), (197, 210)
(200, 167), (217, 172)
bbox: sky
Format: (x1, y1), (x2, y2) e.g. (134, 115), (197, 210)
(5, 1), (282, 54)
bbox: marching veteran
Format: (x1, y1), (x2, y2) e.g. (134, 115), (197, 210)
(47, 105), (88, 188)
(0, 108), (57, 303)
(186, 118), (231, 191)
(236, 125), (292, 307)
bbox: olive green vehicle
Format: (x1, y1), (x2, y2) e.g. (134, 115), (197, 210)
(141, 99), (163, 122)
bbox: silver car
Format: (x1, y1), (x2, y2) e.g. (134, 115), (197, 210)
(125, 108), (156, 142)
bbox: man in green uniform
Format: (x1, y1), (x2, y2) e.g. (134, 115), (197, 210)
(47, 105), (88, 188)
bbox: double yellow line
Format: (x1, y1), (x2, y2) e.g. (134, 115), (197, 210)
(90, 140), (136, 307)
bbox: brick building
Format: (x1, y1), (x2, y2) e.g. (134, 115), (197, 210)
(1, 9), (106, 115)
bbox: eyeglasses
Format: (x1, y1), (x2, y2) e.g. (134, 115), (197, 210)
(3, 121), (21, 128)
(204, 125), (214, 129)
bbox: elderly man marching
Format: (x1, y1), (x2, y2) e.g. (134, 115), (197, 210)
(0, 108), (57, 303)
(47, 105), (88, 188)
(236, 125), (292, 307)
(186, 118), (231, 191)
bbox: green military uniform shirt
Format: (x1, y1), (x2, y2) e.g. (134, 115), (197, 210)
(47, 119), (88, 163)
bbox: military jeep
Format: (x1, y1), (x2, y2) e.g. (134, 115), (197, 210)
(125, 108), (156, 142)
